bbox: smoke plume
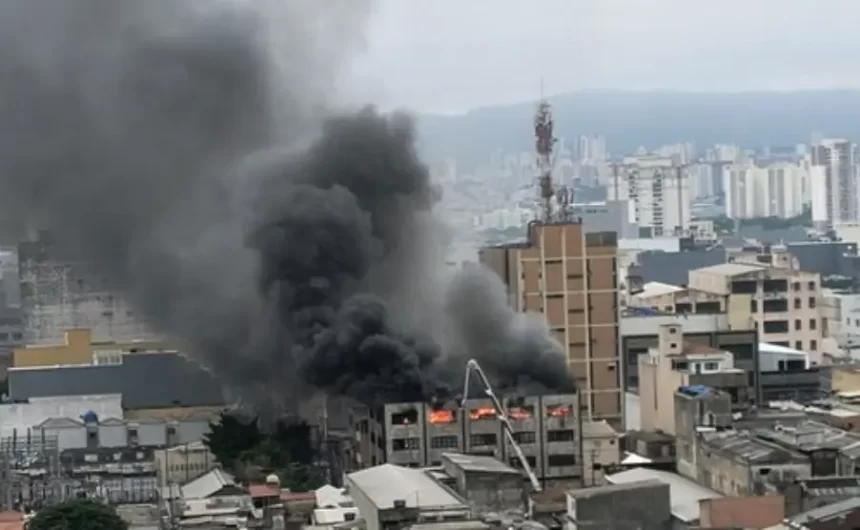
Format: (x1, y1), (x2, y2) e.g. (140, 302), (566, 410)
(0, 0), (573, 409)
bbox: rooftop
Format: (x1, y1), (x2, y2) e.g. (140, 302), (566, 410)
(796, 477), (860, 498)
(700, 430), (800, 464)
(755, 420), (860, 457)
(181, 469), (238, 500)
(635, 281), (684, 299)
(694, 263), (764, 277)
(760, 342), (807, 358)
(605, 468), (721, 522)
(567, 479), (666, 499)
(789, 497), (860, 526)
(441, 452), (520, 475)
(347, 464), (467, 511)
(583, 420), (618, 439)
(8, 352), (225, 409)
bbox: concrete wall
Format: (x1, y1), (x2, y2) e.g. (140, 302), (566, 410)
(699, 495), (784, 529)
(567, 481), (671, 530)
(13, 328), (172, 368)
(154, 445), (218, 486)
(622, 327), (758, 397)
(38, 418), (211, 451)
(451, 470), (524, 515)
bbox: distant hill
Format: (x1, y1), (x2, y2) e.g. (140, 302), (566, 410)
(415, 89), (860, 167)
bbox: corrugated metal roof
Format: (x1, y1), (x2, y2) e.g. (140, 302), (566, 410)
(789, 496), (860, 525)
(181, 468), (237, 499)
(347, 464), (466, 511)
(606, 468), (721, 523)
(441, 452), (520, 475)
(0, 394), (123, 436)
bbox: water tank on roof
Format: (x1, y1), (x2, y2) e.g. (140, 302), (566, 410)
(80, 410), (99, 424)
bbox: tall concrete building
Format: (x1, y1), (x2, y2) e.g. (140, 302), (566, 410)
(18, 231), (160, 344)
(811, 139), (857, 226)
(723, 161), (810, 219)
(479, 221), (621, 426)
(607, 154), (691, 237)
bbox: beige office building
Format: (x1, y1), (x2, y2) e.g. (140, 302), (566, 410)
(479, 221), (621, 427)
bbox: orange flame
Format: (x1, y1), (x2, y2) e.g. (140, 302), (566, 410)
(428, 409), (455, 424)
(546, 405), (571, 417)
(470, 406), (496, 420)
(508, 407), (533, 420)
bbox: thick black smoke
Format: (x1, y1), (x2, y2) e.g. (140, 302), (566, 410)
(0, 1), (573, 409)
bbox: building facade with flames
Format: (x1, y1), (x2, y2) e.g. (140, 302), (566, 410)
(383, 393), (582, 487)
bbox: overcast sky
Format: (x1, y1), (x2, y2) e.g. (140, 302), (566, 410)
(343, 0), (860, 114)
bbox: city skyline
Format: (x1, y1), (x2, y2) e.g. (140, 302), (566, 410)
(347, 0), (860, 113)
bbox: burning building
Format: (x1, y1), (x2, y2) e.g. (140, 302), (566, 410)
(383, 393), (582, 487)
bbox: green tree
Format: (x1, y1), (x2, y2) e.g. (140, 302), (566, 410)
(29, 499), (127, 530)
(203, 413), (263, 468)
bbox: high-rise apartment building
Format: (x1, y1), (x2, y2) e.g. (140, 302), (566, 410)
(479, 221), (621, 427)
(811, 139), (857, 226)
(724, 161), (810, 219)
(18, 231), (160, 344)
(606, 154), (691, 237)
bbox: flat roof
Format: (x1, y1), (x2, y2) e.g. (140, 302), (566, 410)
(347, 464), (467, 511)
(606, 468), (721, 522)
(634, 281), (684, 298)
(693, 262), (764, 277)
(441, 452), (520, 475)
(760, 342), (807, 357)
(583, 420), (618, 439)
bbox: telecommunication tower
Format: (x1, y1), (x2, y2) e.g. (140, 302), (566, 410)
(534, 99), (556, 222)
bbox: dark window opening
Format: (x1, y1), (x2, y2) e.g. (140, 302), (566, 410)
(763, 320), (789, 334)
(762, 279), (788, 292)
(513, 431), (536, 444)
(548, 454), (577, 467)
(392, 438), (420, 451)
(547, 429), (575, 443)
(696, 301), (722, 314)
(469, 433), (497, 446)
(430, 436), (459, 449)
(731, 280), (757, 294)
(762, 299), (788, 313)
(509, 456), (537, 469)
(391, 409), (418, 425)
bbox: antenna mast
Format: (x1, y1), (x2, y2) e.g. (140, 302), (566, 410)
(534, 98), (557, 222)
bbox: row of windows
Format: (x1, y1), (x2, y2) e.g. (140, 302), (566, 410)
(731, 279), (818, 294)
(769, 339), (818, 351)
(394, 430), (577, 451)
(760, 318), (819, 337)
(510, 454), (577, 467)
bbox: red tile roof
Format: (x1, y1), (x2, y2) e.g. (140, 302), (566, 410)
(281, 491), (316, 502)
(0, 512), (24, 530)
(249, 484), (281, 499)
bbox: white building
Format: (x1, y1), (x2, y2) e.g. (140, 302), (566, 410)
(607, 154), (691, 237)
(724, 161), (809, 219)
(811, 138), (857, 227)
